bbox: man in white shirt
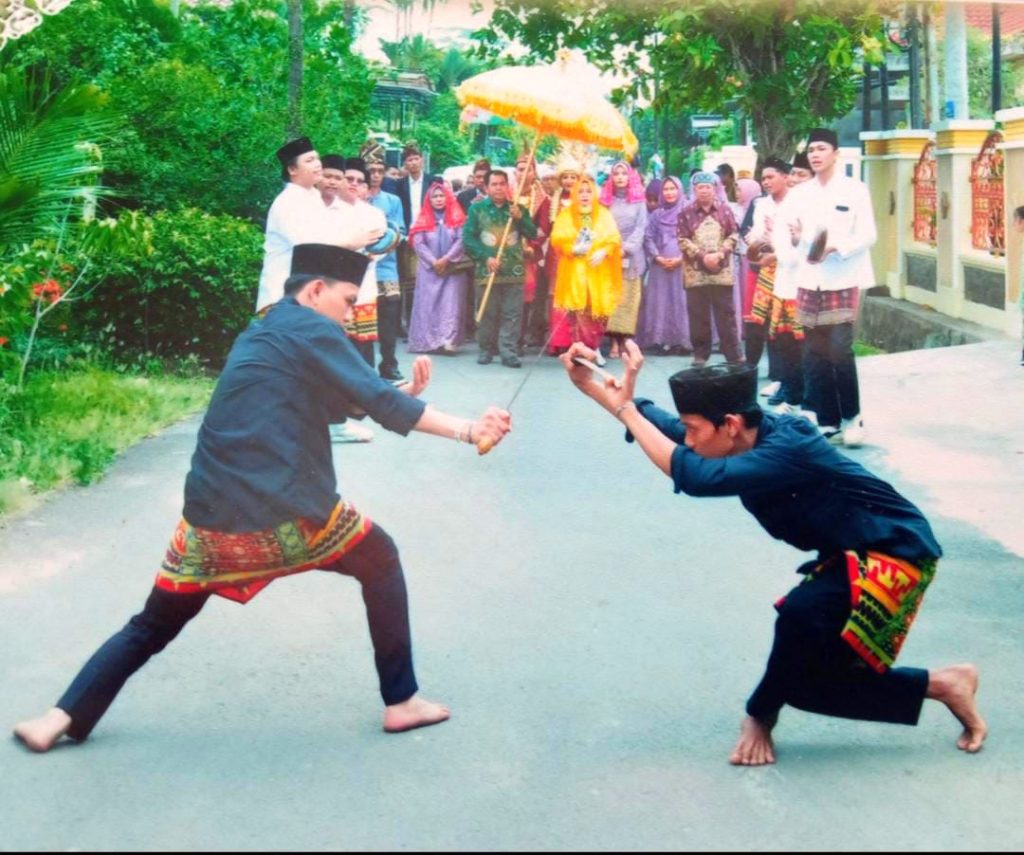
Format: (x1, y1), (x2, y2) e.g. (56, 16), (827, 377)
(256, 138), (384, 314)
(774, 129), (876, 447)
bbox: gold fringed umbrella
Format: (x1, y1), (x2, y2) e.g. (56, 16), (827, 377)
(456, 51), (638, 326)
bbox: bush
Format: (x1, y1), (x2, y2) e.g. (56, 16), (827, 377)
(77, 208), (263, 366)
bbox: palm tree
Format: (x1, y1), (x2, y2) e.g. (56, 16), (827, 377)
(0, 69), (118, 252)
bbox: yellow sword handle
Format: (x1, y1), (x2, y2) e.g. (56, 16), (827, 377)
(476, 435), (495, 456)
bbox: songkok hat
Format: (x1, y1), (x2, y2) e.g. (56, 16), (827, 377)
(402, 143), (422, 162)
(668, 364), (758, 420)
(692, 171), (717, 185)
(321, 153), (346, 171)
(792, 151), (812, 171)
(762, 157), (791, 174)
(291, 244), (369, 285)
(807, 128), (839, 149)
(342, 157), (367, 176)
(360, 140), (386, 164)
(276, 137), (315, 165)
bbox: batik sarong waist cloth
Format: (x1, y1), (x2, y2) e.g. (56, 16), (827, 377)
(346, 302), (379, 342)
(795, 285), (859, 328)
(156, 502), (372, 604)
(783, 551), (937, 673)
(748, 264), (805, 340)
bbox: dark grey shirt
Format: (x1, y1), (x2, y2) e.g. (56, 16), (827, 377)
(183, 297), (426, 531)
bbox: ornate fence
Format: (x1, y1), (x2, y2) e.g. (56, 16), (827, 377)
(912, 141), (937, 247)
(970, 131), (1005, 256)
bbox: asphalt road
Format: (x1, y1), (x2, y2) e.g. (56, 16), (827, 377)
(2, 340), (1022, 851)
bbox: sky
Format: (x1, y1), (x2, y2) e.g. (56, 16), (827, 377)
(354, 0), (497, 62)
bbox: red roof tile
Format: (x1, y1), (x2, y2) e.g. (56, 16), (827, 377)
(965, 2), (1024, 36)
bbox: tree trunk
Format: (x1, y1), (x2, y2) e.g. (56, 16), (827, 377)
(287, 0), (303, 138)
(750, 110), (798, 175)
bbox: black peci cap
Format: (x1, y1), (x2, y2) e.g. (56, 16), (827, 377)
(276, 137), (315, 165)
(668, 364), (759, 420)
(290, 244), (369, 285)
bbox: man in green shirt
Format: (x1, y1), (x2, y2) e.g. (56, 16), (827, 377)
(462, 169), (538, 368)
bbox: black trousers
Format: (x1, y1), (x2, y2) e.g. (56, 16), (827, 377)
(774, 332), (804, 406)
(802, 322), (860, 427)
(687, 285), (742, 362)
(56, 525), (419, 741)
(746, 560), (928, 726)
(376, 296), (402, 376)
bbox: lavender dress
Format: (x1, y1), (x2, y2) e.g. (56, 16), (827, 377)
(636, 179), (691, 350)
(408, 220), (469, 353)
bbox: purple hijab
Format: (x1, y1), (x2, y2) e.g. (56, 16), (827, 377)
(650, 175), (685, 231)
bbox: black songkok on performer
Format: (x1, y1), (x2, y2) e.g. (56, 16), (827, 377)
(291, 243), (369, 285)
(807, 128), (839, 149)
(668, 364), (758, 421)
(277, 137), (315, 165)
(321, 153), (346, 171)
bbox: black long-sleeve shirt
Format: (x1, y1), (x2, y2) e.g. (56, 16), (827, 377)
(629, 402), (942, 564)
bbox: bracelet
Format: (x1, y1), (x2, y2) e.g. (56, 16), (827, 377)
(467, 422), (476, 445)
(614, 401), (635, 419)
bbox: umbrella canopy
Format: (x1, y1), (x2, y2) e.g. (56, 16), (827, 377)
(456, 52), (638, 157)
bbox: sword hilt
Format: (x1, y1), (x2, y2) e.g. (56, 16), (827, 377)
(477, 436), (495, 456)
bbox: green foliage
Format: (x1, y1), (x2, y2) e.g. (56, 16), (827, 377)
(0, 365), (213, 514)
(414, 91), (474, 169)
(0, 68), (120, 250)
(74, 208), (264, 365)
(965, 29), (1024, 118)
(4, 0), (376, 220)
(479, 0), (892, 164)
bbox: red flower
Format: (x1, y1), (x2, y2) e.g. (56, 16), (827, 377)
(58, 324), (68, 332)
(0, 337), (8, 347)
(31, 279), (64, 304)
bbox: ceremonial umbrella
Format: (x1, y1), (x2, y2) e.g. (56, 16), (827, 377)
(456, 51), (638, 325)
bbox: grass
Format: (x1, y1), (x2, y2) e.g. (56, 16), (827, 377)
(0, 365), (213, 516)
(853, 341), (887, 357)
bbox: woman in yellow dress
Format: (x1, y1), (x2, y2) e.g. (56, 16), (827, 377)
(550, 174), (623, 351)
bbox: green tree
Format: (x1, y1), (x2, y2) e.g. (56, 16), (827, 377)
(0, 69), (119, 251)
(478, 0), (892, 168)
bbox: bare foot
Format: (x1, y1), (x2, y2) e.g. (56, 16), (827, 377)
(382, 695), (450, 734)
(927, 664), (987, 753)
(13, 708), (72, 753)
(728, 715), (777, 766)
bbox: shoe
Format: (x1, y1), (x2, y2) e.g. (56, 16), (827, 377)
(767, 391), (786, 406)
(501, 355), (522, 368)
(380, 367), (404, 382)
(841, 416), (865, 448)
(477, 352), (494, 365)
(760, 381), (781, 398)
(819, 425), (843, 445)
(593, 352), (607, 367)
(330, 422), (374, 443)
(772, 402), (799, 416)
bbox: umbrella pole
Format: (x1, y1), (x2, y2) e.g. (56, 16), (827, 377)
(475, 129), (543, 326)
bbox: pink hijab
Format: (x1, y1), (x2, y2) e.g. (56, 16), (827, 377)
(737, 178), (762, 221)
(600, 160), (646, 206)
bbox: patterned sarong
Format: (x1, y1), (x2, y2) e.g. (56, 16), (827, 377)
(749, 264), (804, 341)
(347, 302), (379, 342)
(784, 551), (937, 674)
(156, 502), (372, 604)
(796, 286), (859, 328)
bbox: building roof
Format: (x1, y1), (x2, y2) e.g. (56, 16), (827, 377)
(965, 2), (1024, 36)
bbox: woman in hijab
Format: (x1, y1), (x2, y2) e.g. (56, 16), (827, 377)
(601, 161), (648, 359)
(636, 176), (690, 355)
(550, 174), (623, 351)
(541, 157), (582, 355)
(407, 182), (470, 355)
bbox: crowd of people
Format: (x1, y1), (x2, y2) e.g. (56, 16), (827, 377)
(250, 131), (877, 448)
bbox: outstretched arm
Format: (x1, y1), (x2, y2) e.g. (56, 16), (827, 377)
(560, 340), (678, 477)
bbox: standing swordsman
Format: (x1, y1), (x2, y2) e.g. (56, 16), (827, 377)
(560, 340), (986, 766)
(14, 244), (512, 753)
